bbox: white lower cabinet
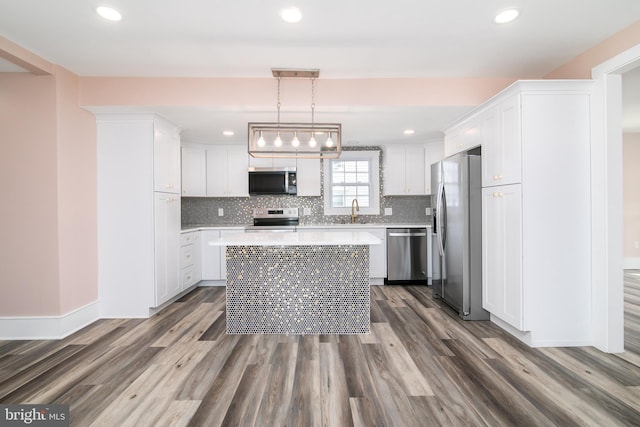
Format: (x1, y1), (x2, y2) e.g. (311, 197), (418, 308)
(154, 193), (181, 307)
(199, 229), (243, 282)
(180, 231), (202, 288)
(201, 230), (222, 280)
(365, 228), (387, 279)
(482, 185), (524, 330)
(219, 229), (238, 281)
(323, 227), (386, 279)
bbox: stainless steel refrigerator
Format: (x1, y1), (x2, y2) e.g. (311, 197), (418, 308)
(431, 147), (488, 320)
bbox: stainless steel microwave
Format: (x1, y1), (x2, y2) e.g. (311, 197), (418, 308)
(248, 167), (297, 195)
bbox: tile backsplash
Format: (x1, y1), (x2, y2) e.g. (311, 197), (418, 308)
(182, 146), (432, 226)
(182, 194), (431, 226)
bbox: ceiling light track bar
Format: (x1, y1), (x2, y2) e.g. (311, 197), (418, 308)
(271, 68), (320, 79)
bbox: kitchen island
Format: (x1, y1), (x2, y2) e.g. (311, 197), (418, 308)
(209, 231), (381, 335)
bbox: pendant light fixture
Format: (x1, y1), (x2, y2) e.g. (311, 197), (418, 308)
(248, 68), (342, 159)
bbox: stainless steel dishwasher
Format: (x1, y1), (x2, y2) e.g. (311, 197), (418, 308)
(386, 228), (428, 283)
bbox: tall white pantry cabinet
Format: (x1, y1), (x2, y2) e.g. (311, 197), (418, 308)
(97, 114), (184, 317)
(446, 80), (594, 347)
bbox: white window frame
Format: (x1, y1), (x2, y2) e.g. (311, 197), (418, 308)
(323, 150), (380, 216)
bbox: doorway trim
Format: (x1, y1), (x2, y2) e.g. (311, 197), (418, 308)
(590, 43), (640, 353)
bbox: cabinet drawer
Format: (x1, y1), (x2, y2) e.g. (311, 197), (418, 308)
(181, 266), (195, 288)
(181, 232), (196, 246)
(181, 244), (195, 268)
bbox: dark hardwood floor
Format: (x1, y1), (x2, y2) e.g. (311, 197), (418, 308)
(1, 273), (640, 426)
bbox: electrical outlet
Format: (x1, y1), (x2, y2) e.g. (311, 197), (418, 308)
(384, 207), (393, 216)
(635, 241), (640, 249)
(303, 207), (311, 216)
(218, 208), (224, 216)
(425, 207), (432, 216)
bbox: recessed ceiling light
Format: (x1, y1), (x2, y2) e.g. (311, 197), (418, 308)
(403, 129), (416, 135)
(223, 130), (235, 136)
(96, 6), (122, 22)
(494, 8), (519, 24)
(280, 7), (302, 23)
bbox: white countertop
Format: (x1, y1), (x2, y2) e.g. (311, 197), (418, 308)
(183, 223), (431, 233)
(207, 230), (382, 246)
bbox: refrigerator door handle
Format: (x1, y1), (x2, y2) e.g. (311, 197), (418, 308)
(436, 181), (445, 257)
(441, 186), (447, 252)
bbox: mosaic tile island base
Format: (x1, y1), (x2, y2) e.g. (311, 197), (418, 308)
(225, 245), (370, 335)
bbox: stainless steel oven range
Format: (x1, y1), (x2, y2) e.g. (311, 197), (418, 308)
(244, 207), (299, 232)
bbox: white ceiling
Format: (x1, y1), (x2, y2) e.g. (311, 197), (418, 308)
(1, 0), (639, 142)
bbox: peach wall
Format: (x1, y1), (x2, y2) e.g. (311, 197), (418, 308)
(79, 77), (515, 108)
(546, 20), (640, 79)
(55, 66), (98, 313)
(0, 73), (61, 316)
(623, 133), (640, 260)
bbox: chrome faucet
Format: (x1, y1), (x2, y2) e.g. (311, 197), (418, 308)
(351, 198), (360, 224)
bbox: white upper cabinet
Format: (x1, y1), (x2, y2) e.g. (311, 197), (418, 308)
(154, 120), (181, 194)
(383, 144), (426, 195)
(424, 141), (444, 195)
(482, 94), (522, 187)
(181, 145), (207, 196)
(444, 115), (483, 157)
(206, 146), (249, 197)
(248, 156), (296, 168)
(296, 158), (321, 196)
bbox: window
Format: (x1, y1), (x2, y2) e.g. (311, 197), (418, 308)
(323, 150), (380, 215)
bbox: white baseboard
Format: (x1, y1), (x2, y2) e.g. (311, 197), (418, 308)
(491, 314), (593, 348)
(197, 280), (226, 287)
(624, 257), (640, 269)
(0, 301), (100, 340)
